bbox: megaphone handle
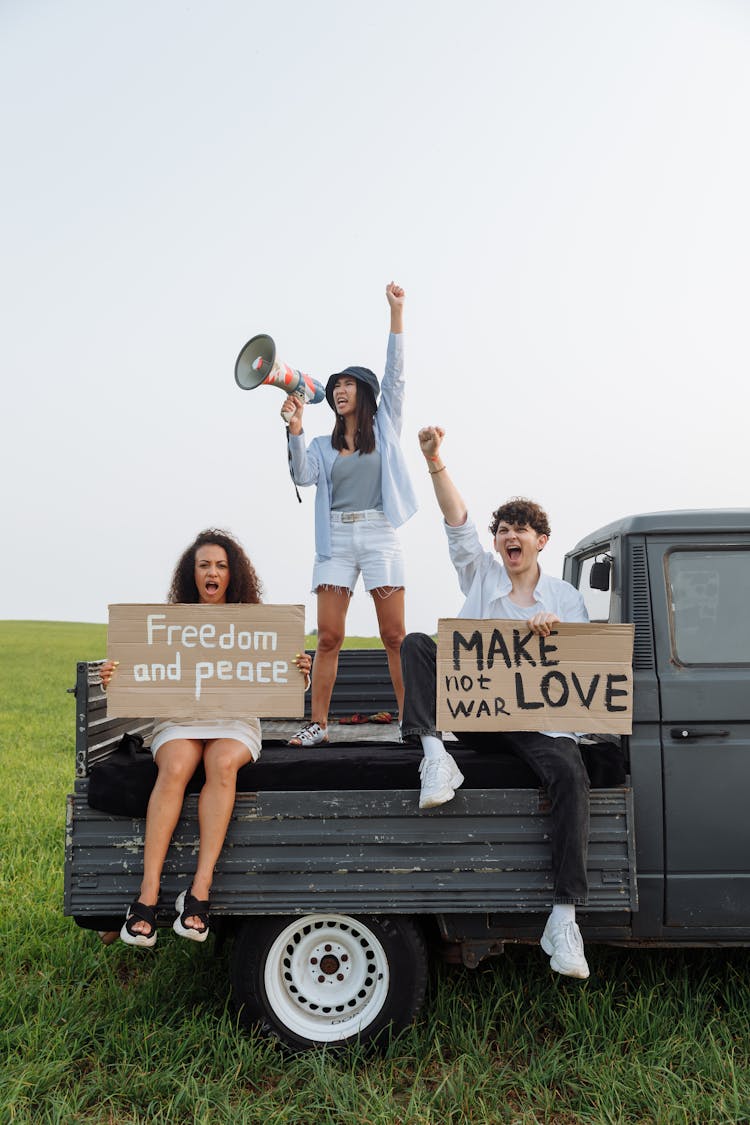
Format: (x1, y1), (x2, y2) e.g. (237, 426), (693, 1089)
(280, 386), (306, 426)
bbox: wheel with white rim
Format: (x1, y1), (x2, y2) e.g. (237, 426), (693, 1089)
(230, 913), (428, 1050)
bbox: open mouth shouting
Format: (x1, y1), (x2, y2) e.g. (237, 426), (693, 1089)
(494, 522), (548, 574)
(332, 376), (358, 415)
(194, 545), (230, 604)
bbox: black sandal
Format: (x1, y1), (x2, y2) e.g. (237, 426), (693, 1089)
(173, 889), (210, 943)
(120, 899), (158, 947)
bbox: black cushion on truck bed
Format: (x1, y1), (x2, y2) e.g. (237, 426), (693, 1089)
(87, 738), (626, 818)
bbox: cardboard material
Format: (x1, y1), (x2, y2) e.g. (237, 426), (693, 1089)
(106, 604), (306, 719)
(436, 619), (634, 734)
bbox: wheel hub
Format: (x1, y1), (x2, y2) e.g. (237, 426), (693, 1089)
(315, 948), (347, 978)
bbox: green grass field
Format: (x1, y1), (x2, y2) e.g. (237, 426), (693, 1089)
(2, 621), (749, 1124)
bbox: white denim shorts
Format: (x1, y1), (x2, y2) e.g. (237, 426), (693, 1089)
(312, 510), (406, 594)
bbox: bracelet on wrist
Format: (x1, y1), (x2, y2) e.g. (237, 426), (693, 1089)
(428, 464), (446, 475)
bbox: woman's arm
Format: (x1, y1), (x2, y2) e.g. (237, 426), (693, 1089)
(380, 282), (406, 433)
(282, 395), (304, 436)
(281, 398), (320, 486)
(386, 281), (404, 334)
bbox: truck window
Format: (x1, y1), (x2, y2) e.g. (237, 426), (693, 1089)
(576, 555), (612, 622)
(667, 548), (750, 664)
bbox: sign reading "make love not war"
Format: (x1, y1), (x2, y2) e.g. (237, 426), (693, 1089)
(436, 619), (634, 734)
(105, 604), (306, 719)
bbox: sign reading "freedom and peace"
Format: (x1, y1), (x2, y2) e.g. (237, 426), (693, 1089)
(105, 603), (306, 719)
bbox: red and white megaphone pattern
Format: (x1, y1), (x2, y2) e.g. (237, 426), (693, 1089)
(234, 334), (325, 423)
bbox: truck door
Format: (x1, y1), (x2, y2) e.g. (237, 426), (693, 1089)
(648, 535), (750, 929)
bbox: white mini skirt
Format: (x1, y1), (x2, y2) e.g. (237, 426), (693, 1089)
(150, 718), (262, 761)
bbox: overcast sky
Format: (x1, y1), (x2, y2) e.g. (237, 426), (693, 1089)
(2, 0), (748, 638)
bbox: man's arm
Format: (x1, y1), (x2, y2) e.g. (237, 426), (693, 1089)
(418, 426), (468, 527)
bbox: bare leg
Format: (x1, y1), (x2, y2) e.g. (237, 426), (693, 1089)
(132, 738), (203, 935)
(372, 586), (406, 719)
(308, 585), (351, 729)
(187, 739), (254, 927)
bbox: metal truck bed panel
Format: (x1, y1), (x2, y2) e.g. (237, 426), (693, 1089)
(65, 784), (636, 918)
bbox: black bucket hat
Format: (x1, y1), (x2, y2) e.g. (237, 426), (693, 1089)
(325, 366), (380, 412)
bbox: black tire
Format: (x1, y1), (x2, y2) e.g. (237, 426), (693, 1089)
(230, 913), (428, 1050)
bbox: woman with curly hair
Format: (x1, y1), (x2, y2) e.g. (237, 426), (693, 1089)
(100, 529), (310, 948)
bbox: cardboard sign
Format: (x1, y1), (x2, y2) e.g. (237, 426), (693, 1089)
(436, 619), (634, 734)
(106, 604), (306, 719)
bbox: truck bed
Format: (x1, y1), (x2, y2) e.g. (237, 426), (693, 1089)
(65, 657), (637, 932)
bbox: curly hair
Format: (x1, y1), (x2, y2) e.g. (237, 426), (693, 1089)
(167, 529), (263, 605)
(489, 498), (551, 538)
(331, 382), (377, 455)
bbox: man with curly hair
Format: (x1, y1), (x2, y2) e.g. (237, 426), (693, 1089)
(400, 427), (591, 979)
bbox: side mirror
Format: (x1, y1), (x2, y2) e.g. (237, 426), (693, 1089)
(589, 556), (612, 592)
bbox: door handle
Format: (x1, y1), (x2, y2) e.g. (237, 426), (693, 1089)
(670, 728), (730, 741)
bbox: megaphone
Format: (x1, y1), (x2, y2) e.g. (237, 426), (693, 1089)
(234, 334), (326, 422)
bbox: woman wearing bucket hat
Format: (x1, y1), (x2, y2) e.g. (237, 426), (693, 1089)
(282, 282), (417, 746)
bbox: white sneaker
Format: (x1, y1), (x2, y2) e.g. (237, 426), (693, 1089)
(418, 753), (464, 809)
(288, 722), (329, 747)
(540, 917), (590, 979)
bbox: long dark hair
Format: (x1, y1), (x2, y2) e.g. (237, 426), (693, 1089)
(167, 529), (263, 604)
(331, 381), (377, 454)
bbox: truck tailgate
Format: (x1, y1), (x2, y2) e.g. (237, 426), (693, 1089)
(65, 782), (636, 918)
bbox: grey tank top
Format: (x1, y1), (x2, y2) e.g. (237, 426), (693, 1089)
(331, 450), (383, 512)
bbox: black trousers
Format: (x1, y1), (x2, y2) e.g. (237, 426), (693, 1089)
(401, 632), (590, 905)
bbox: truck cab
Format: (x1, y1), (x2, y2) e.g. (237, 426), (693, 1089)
(564, 509), (750, 940)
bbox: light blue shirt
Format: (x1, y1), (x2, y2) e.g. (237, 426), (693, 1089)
(288, 333), (418, 559)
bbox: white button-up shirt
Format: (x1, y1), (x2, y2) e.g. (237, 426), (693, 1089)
(446, 516), (588, 623)
(445, 514), (589, 737)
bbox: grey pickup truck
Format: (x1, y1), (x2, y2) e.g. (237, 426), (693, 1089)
(64, 509), (750, 1050)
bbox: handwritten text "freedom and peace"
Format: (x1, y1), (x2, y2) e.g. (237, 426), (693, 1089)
(134, 614), (290, 700)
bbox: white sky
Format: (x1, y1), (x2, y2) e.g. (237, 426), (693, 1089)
(2, 0), (748, 637)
